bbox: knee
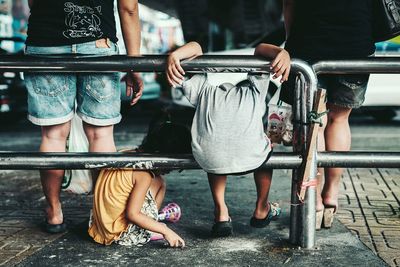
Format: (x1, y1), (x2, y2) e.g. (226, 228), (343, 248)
(41, 123), (70, 144)
(154, 175), (166, 191)
(326, 105), (352, 124)
(84, 124), (113, 142)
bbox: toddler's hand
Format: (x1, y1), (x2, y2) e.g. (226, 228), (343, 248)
(167, 52), (185, 87)
(163, 228), (185, 248)
(270, 49), (291, 83)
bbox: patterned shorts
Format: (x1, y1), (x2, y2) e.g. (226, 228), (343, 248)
(24, 40), (121, 126)
(116, 190), (158, 246)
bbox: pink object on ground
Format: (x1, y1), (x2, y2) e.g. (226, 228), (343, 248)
(158, 202), (181, 223)
(150, 232), (164, 241)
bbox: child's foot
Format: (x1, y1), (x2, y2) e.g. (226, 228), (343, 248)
(150, 232), (165, 241)
(211, 217), (233, 237)
(250, 202), (281, 228)
(211, 204), (232, 237)
(214, 204), (230, 222)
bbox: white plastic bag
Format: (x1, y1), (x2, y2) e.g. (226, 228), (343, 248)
(61, 115), (93, 194)
(266, 86), (293, 146)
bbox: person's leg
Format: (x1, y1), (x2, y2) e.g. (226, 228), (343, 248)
(24, 46), (76, 229)
(83, 123), (116, 152)
(207, 173), (230, 222)
(252, 168), (273, 219)
(149, 175), (166, 210)
(40, 122), (71, 225)
(322, 103), (352, 208)
(77, 40), (121, 154)
(83, 123), (116, 185)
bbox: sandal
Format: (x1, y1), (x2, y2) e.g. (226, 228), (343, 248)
(211, 218), (233, 237)
(316, 210), (324, 231)
(43, 220), (67, 234)
(323, 205), (337, 229)
(250, 202), (281, 228)
(150, 232), (164, 241)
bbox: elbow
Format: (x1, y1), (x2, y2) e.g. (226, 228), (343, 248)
(254, 44), (263, 56)
(126, 211), (139, 224)
(119, 1), (139, 17)
(187, 42), (203, 56)
(194, 42), (204, 56)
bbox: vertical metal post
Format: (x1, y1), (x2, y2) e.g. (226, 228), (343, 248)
(300, 71), (318, 249)
(301, 145), (317, 248)
(289, 75), (302, 244)
(289, 60), (318, 248)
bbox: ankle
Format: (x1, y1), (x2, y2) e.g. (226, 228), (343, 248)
(214, 204), (229, 222)
(45, 203), (63, 224)
(321, 193), (338, 208)
(253, 202), (270, 219)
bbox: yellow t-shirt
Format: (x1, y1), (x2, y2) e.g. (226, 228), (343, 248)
(88, 169), (153, 245)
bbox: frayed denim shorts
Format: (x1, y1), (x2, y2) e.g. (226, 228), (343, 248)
(24, 39), (121, 126)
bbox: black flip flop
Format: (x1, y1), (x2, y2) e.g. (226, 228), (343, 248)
(211, 219), (233, 237)
(43, 221), (67, 234)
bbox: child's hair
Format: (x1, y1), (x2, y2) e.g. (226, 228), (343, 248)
(139, 111), (192, 154)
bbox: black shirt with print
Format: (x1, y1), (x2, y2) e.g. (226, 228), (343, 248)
(285, 0), (376, 60)
(26, 0), (117, 46)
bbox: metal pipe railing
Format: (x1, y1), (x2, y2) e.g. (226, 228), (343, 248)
(0, 55), (317, 248)
(313, 57), (400, 74)
(0, 152), (301, 170)
(3, 55), (400, 248)
(1, 151), (399, 170)
(0, 54), (272, 73)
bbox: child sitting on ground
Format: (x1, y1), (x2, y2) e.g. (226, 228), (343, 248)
(88, 118), (192, 247)
(166, 42), (290, 237)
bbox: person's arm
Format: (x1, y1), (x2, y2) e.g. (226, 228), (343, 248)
(283, 0), (295, 39)
(118, 0), (143, 105)
(126, 172), (185, 248)
(166, 42), (203, 87)
(255, 44), (291, 82)
(118, 0), (140, 56)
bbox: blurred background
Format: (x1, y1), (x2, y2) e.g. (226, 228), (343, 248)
(0, 0), (399, 122)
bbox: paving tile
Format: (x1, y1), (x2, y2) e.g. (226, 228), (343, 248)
(338, 168), (400, 267)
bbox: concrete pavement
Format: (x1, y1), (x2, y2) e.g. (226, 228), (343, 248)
(0, 111), (398, 266)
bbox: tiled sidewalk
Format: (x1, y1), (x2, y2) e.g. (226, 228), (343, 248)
(338, 168), (400, 267)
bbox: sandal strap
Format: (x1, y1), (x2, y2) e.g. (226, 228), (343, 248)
(269, 202), (282, 217)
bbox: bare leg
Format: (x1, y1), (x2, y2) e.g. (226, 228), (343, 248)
(323, 104), (352, 208)
(83, 123), (116, 185)
(149, 175), (166, 210)
(207, 173), (229, 222)
(252, 169), (273, 219)
(40, 122), (71, 225)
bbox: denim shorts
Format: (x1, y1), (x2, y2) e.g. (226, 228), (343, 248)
(24, 40), (121, 126)
(280, 73), (369, 109)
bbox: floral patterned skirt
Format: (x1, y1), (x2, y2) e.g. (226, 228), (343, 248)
(89, 190), (158, 247)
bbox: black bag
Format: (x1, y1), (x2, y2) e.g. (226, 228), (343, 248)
(373, 0), (400, 42)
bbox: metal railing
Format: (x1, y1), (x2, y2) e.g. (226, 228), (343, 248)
(0, 54), (319, 248)
(1, 55), (400, 249)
